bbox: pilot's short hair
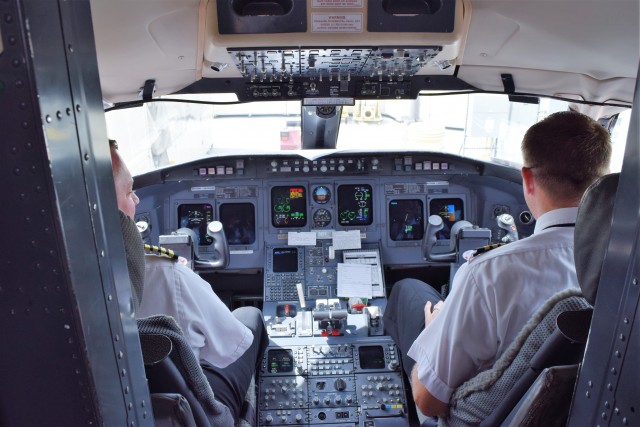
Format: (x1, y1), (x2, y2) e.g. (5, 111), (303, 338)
(521, 110), (611, 202)
(109, 139), (122, 175)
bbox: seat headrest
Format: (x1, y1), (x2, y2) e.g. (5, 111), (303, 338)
(574, 173), (619, 305)
(118, 210), (145, 308)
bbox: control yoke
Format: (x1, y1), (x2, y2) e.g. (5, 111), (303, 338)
(170, 222), (230, 270)
(422, 215), (474, 262)
(136, 220), (150, 239)
(497, 213), (519, 243)
(192, 221), (230, 269)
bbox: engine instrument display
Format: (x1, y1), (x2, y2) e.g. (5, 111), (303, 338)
(178, 203), (214, 245)
(219, 203), (256, 245)
(429, 197), (464, 240)
(389, 199), (424, 241)
(271, 186), (307, 228)
(337, 184), (373, 226)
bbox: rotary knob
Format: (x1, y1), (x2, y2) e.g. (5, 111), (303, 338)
(295, 414), (303, 423)
(334, 378), (347, 391)
(265, 414), (273, 424)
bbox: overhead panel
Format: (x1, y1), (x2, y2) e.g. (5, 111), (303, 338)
(219, 47), (441, 103)
(191, 0), (471, 102)
(229, 47), (441, 81)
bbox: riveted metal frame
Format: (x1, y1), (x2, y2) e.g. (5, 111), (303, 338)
(0, 0), (151, 425)
(568, 67), (640, 426)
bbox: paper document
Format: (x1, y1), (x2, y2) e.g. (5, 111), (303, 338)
(288, 231), (317, 246)
(342, 249), (385, 297)
(332, 230), (361, 250)
(337, 263), (373, 298)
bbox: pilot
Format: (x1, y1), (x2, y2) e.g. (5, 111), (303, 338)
(109, 140), (269, 421)
(383, 111), (612, 418)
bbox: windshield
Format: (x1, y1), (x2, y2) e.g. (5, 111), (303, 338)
(106, 94), (629, 176)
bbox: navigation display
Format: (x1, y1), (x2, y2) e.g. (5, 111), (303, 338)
(429, 197), (464, 240)
(389, 199), (424, 241)
(271, 186), (307, 228)
(267, 349), (294, 373)
(219, 203), (256, 245)
(178, 203), (213, 245)
(337, 184), (373, 226)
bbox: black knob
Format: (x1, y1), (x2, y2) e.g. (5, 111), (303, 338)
(334, 378), (347, 391)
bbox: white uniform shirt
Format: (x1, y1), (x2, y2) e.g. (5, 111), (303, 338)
(407, 207), (580, 403)
(138, 255), (253, 368)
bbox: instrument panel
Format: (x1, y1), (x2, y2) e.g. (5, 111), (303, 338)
(134, 152), (534, 271)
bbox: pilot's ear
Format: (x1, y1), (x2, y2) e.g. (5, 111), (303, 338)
(521, 166), (535, 196)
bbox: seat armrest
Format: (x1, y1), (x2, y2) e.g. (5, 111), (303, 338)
(151, 393), (197, 427)
(502, 364), (579, 427)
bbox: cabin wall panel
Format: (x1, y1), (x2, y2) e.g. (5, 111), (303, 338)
(0, 0), (152, 425)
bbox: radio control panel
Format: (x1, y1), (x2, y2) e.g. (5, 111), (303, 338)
(258, 341), (409, 426)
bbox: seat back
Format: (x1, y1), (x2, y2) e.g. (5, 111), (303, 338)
(138, 315), (235, 427)
(441, 290), (590, 426)
(119, 209), (145, 308)
(573, 173), (620, 305)
(119, 210), (232, 426)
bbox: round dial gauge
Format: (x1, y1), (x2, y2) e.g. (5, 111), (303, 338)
(312, 186), (331, 204)
(313, 208), (332, 228)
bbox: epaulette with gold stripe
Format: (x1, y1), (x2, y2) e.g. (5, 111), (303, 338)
(474, 243), (507, 256)
(144, 244), (178, 261)
(464, 242), (507, 261)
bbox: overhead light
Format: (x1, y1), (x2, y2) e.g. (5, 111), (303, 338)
(210, 62), (229, 72)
